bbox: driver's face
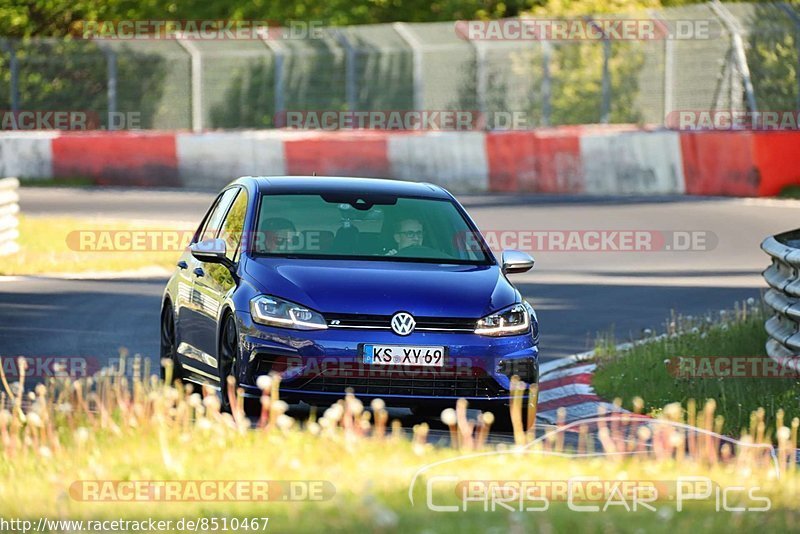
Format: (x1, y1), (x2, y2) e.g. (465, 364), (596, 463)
(264, 229), (295, 251)
(394, 219), (423, 249)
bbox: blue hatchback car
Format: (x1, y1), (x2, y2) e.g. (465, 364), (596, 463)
(161, 176), (539, 414)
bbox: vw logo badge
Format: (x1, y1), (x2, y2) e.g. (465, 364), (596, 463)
(391, 312), (416, 336)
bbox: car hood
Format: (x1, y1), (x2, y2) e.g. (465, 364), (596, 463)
(243, 257), (517, 318)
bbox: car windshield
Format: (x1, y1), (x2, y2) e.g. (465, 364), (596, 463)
(252, 193), (491, 264)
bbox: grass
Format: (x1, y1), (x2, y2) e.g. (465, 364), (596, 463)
(778, 184), (800, 199)
(0, 215), (190, 275)
(0, 357), (797, 532)
(592, 301), (800, 437)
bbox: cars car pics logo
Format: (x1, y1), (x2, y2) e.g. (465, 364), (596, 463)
(391, 312), (416, 336)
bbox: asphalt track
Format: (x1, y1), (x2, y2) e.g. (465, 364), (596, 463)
(3, 188), (797, 368)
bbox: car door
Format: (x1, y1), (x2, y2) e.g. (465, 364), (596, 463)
(178, 187), (240, 371)
(192, 187), (248, 369)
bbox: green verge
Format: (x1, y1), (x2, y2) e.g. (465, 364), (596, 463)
(778, 184), (800, 199)
(0, 215), (187, 275)
(18, 177), (95, 187)
(592, 304), (800, 436)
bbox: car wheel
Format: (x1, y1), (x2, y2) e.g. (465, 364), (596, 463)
(160, 302), (183, 383)
(218, 313), (240, 413)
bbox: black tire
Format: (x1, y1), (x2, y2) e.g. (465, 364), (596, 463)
(218, 313), (240, 413)
(160, 302), (184, 383)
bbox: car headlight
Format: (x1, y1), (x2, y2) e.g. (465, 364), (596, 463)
(250, 295), (327, 330)
(474, 303), (530, 336)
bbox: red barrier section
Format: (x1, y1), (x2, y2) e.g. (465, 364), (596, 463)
(486, 128), (582, 193)
(679, 131), (759, 196)
(751, 131), (800, 196)
(283, 132), (391, 178)
(52, 132), (180, 187)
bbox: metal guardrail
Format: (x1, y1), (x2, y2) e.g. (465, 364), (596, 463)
(762, 229), (800, 370)
(0, 177), (20, 257)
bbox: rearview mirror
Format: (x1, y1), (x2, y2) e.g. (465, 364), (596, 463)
(501, 250), (534, 274)
(190, 238), (228, 264)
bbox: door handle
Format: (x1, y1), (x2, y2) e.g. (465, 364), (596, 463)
(193, 267), (205, 278)
(177, 260), (188, 269)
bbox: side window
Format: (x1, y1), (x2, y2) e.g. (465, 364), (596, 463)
(219, 189), (248, 262)
(195, 188), (239, 244)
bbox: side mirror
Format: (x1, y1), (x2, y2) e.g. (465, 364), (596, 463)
(501, 250), (534, 274)
(190, 238), (239, 281)
(190, 238), (228, 263)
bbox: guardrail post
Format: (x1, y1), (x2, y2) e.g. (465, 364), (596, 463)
(1, 40), (20, 113)
(601, 37), (611, 124)
(586, 17), (611, 124)
(393, 22), (424, 111)
(778, 3), (800, 112)
(0, 177), (20, 257)
(663, 35), (674, 123)
(710, 0), (758, 113)
(101, 45), (118, 130)
(541, 41), (552, 127)
(468, 39), (488, 122)
(261, 38), (286, 123)
(176, 37), (204, 132)
(334, 30), (358, 112)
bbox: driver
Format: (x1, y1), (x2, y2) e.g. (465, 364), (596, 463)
(259, 217), (297, 252)
(386, 218), (424, 256)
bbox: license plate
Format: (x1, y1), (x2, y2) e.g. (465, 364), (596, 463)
(361, 344), (446, 367)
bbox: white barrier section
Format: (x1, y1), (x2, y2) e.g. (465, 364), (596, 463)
(0, 132), (56, 179)
(0, 177), (20, 257)
(176, 131), (287, 189)
(579, 130), (686, 195)
(387, 131), (489, 192)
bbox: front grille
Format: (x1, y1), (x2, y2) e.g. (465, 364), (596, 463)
(326, 313), (477, 332)
(283, 369), (506, 398)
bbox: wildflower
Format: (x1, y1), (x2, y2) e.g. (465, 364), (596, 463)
(323, 403), (343, 422)
(272, 400), (289, 415)
(187, 393), (203, 409)
(26, 412), (43, 428)
(440, 408), (457, 426)
(202, 395), (221, 413)
(256, 375), (272, 392)
(276, 414), (294, 431)
(75, 427), (90, 444)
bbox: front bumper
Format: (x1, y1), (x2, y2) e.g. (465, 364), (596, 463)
(235, 311), (538, 409)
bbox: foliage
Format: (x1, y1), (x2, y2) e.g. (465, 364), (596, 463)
(593, 302), (800, 436)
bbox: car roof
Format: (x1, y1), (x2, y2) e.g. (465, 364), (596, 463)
(237, 176), (451, 199)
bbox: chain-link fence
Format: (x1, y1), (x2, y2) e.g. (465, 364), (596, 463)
(1, 1), (798, 131)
